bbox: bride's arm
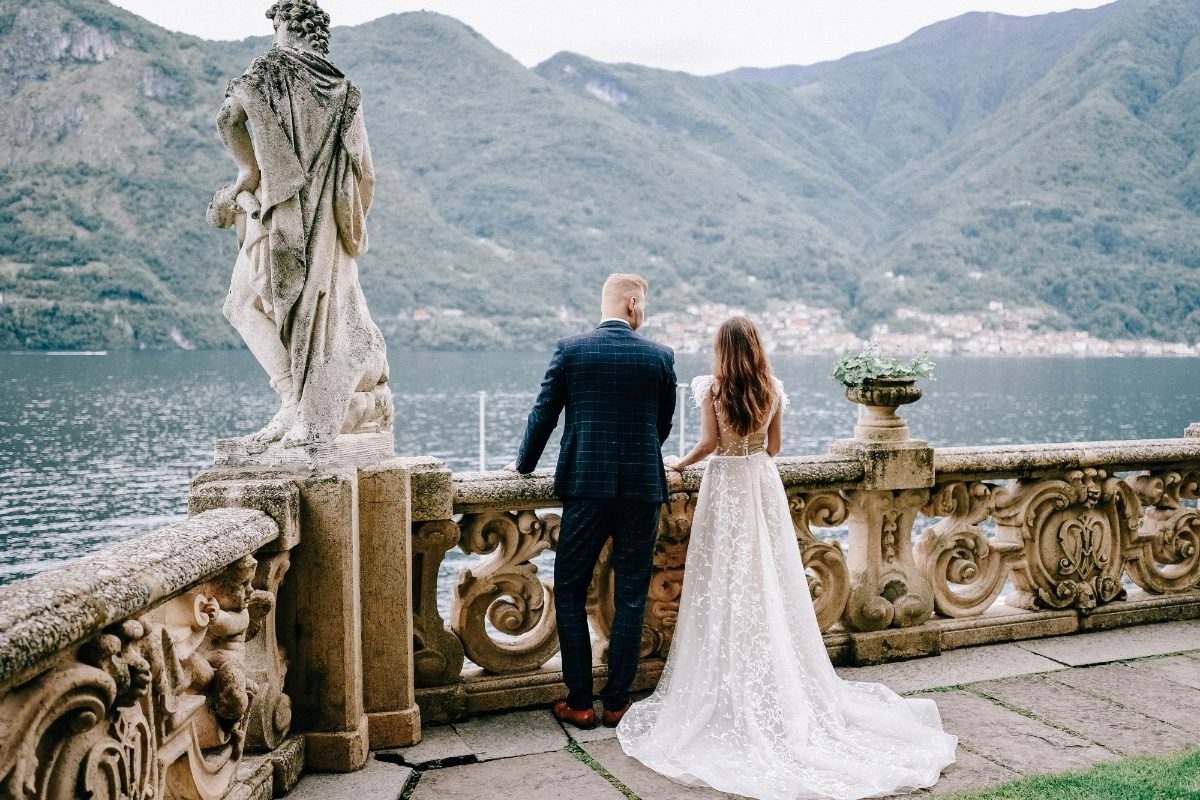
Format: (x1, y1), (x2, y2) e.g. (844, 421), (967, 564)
(666, 392), (718, 471)
(766, 403), (783, 457)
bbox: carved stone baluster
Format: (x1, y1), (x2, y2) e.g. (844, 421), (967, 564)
(914, 482), (1024, 617)
(841, 489), (934, 631)
(411, 519), (466, 687)
(0, 620), (156, 800)
(644, 492), (696, 658)
(243, 549), (292, 751)
(452, 510), (560, 673)
(1127, 470), (1200, 593)
(993, 469), (1140, 612)
(586, 539), (616, 655)
(786, 488), (851, 631)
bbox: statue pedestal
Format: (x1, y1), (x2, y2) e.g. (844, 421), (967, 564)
(214, 431), (396, 471)
(192, 433), (421, 771)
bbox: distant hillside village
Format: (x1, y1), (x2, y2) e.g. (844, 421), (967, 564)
(637, 302), (1200, 357)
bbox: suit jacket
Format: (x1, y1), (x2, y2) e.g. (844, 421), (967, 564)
(516, 320), (677, 503)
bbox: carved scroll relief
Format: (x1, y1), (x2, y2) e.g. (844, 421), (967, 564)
(411, 519), (466, 687)
(993, 468), (1139, 613)
(1127, 471), (1200, 593)
(787, 489), (851, 631)
(0, 556), (275, 800)
(914, 482), (1024, 617)
(452, 510), (560, 674)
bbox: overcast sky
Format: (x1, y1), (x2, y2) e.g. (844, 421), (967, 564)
(108, 1), (1116, 75)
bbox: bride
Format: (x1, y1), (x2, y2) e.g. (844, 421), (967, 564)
(617, 317), (957, 800)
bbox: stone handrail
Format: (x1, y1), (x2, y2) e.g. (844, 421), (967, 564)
(410, 437), (1200, 722)
(0, 502), (299, 800)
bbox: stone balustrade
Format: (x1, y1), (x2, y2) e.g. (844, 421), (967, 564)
(0, 504), (298, 800)
(410, 437), (1200, 723)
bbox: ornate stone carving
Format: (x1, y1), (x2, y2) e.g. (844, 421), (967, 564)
(411, 520), (465, 687)
(787, 489), (851, 631)
(452, 511), (560, 673)
(0, 556), (275, 800)
(244, 550), (293, 751)
(841, 489), (934, 631)
(644, 492), (696, 658)
(1127, 471), (1200, 593)
(914, 482), (1024, 617)
(993, 469), (1139, 613)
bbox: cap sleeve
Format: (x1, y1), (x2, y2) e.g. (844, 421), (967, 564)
(772, 376), (789, 410)
(691, 374), (715, 408)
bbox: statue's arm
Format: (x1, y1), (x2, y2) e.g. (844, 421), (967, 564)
(217, 95), (260, 195)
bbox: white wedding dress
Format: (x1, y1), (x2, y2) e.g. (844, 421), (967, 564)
(618, 376), (957, 800)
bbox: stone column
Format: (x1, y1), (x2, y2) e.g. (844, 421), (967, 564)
(830, 385), (936, 639)
(359, 460), (421, 748)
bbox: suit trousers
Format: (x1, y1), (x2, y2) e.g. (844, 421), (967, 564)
(555, 497), (661, 711)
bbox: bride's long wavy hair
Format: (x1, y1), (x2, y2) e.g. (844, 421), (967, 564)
(712, 316), (774, 437)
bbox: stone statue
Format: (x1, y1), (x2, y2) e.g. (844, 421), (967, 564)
(208, 0), (392, 450)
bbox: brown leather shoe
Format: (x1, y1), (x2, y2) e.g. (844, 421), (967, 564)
(602, 700), (632, 728)
(552, 698), (597, 730)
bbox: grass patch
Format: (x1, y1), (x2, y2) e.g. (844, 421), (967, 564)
(945, 748), (1200, 799)
(565, 740), (640, 800)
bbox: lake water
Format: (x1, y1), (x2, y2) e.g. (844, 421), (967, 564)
(1, 349), (1197, 587)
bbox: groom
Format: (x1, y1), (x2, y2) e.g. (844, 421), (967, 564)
(507, 273), (677, 729)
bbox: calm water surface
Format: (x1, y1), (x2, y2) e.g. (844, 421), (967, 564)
(1, 350), (1197, 587)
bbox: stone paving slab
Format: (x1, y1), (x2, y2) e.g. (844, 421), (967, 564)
(1048, 662), (1200, 736)
(289, 757), (411, 800)
(837, 642), (1065, 693)
(451, 708), (568, 762)
(581, 739), (742, 799)
(972, 674), (1195, 757)
(411, 751), (625, 800)
(916, 689), (1113, 774)
(924, 748), (1020, 796)
(563, 720), (620, 743)
(1015, 620), (1200, 666)
(376, 723), (475, 767)
(1125, 654), (1200, 691)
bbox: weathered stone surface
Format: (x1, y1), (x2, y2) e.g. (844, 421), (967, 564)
(377, 723), (474, 768)
(230, 757), (274, 800)
(837, 642), (1065, 693)
(189, 478), (301, 551)
(0, 507), (276, 691)
(1049, 663), (1200, 735)
(850, 625), (940, 664)
(924, 748), (1020, 796)
(831, 440), (935, 490)
(974, 674), (1195, 756)
(290, 756), (411, 800)
(566, 720), (619, 744)
(582, 739), (738, 799)
(287, 472), (368, 771)
(215, 432), (396, 471)
(934, 439), (1200, 479)
(936, 606), (1079, 650)
(1077, 589), (1200, 632)
(451, 709), (568, 762)
(411, 751), (623, 800)
(918, 689), (1112, 773)
(1126, 654), (1200, 691)
(359, 460), (420, 748)
(305, 715), (370, 774)
(405, 457), (453, 520)
(1015, 620), (1200, 666)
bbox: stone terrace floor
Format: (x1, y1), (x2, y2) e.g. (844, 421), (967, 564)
(291, 619), (1200, 799)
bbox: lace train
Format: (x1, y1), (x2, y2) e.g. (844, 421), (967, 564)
(617, 451), (957, 800)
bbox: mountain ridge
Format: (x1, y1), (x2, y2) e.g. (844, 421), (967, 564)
(0, 0), (1196, 349)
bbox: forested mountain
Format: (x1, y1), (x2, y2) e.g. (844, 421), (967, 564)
(1, 0), (1196, 349)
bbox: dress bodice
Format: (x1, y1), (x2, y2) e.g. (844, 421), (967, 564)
(691, 375), (786, 457)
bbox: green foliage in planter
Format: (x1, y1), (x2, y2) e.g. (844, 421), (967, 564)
(830, 340), (935, 387)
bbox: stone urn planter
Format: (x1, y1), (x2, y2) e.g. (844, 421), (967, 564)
(844, 377), (922, 442)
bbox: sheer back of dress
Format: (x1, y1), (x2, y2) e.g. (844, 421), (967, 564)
(691, 375), (785, 456)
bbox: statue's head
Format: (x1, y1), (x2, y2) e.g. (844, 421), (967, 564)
(266, 0), (331, 55)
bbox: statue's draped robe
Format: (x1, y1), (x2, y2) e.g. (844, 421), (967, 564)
(228, 47), (386, 423)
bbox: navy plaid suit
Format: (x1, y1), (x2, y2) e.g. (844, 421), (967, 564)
(517, 320), (677, 711)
